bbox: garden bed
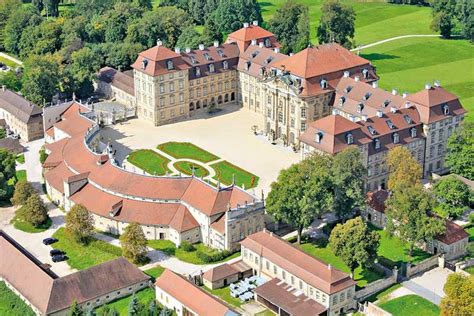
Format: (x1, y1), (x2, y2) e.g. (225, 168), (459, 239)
(127, 149), (171, 176)
(211, 160), (259, 189)
(11, 215), (52, 233)
(157, 142), (219, 163)
(174, 161), (209, 178)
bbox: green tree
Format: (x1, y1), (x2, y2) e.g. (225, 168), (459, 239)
(268, 0), (310, 54)
(153, 6), (192, 48)
(386, 146), (422, 191)
(21, 193), (49, 227)
(431, 11), (453, 39)
(332, 147), (366, 219)
(18, 19), (63, 58)
(266, 153), (333, 244)
(69, 47), (101, 98)
(0, 128), (5, 139)
(11, 181), (34, 206)
(75, 0), (115, 16)
(3, 6), (42, 55)
(433, 175), (473, 219)
(201, 17), (223, 46)
(21, 54), (60, 105)
(120, 222), (148, 264)
(0, 149), (16, 202)
(39, 146), (49, 164)
(329, 217), (380, 276)
(175, 25), (203, 49)
(386, 184), (445, 257)
(69, 300), (83, 316)
(455, 0), (473, 41)
(0, 0), (21, 49)
(102, 2), (144, 43)
(317, 0), (355, 48)
(0, 71), (23, 92)
(446, 121), (474, 180)
(440, 273), (474, 316)
(65, 204), (95, 244)
(188, 0), (206, 24)
(128, 293), (140, 316)
(211, 0), (262, 34)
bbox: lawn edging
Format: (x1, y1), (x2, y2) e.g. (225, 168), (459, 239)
(157, 142), (219, 163)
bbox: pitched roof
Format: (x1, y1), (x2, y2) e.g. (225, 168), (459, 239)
(227, 25), (275, 42)
(366, 190), (390, 213)
(139, 45), (181, 62)
(276, 44), (371, 79)
(155, 269), (240, 316)
(241, 231), (356, 294)
(203, 263), (238, 283)
(98, 67), (135, 96)
(0, 88), (42, 123)
(131, 44), (190, 77)
(436, 220), (469, 245)
(408, 86), (458, 107)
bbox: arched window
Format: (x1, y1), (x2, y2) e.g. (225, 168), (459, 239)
(346, 133), (354, 145)
(339, 96), (345, 106)
(224, 94), (229, 103)
(189, 102), (194, 111)
(374, 138), (381, 149)
(320, 79), (328, 89)
(231, 92), (235, 101)
(393, 133), (399, 144)
(315, 132), (323, 143)
(196, 101), (201, 109)
(166, 60), (174, 70)
(362, 68), (369, 79)
(209, 64), (215, 73)
(223, 60), (228, 70)
(410, 127), (417, 138)
(218, 95), (223, 104)
(442, 104), (449, 115)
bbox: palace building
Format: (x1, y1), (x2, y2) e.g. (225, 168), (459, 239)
(42, 101), (265, 251)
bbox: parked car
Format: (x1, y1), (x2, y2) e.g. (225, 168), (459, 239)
(42, 237), (58, 245)
(52, 254), (67, 263)
(50, 249), (64, 256)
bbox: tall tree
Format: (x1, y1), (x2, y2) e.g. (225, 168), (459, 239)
(69, 300), (83, 316)
(18, 19), (63, 58)
(211, 0), (262, 34)
(0, 149), (16, 202)
(268, 0), (310, 54)
(329, 217), (380, 276)
(102, 2), (144, 43)
(65, 204), (95, 244)
(3, 5), (42, 55)
(431, 11), (453, 39)
(455, 0), (473, 41)
(332, 147), (366, 219)
(0, 0), (22, 50)
(445, 121), (474, 180)
(386, 184), (445, 257)
(21, 54), (60, 105)
(266, 153), (334, 244)
(433, 175), (473, 219)
(11, 181), (35, 206)
(175, 25), (203, 49)
(21, 193), (49, 227)
(386, 146), (422, 191)
(0, 71), (22, 92)
(128, 293), (140, 316)
(440, 273), (474, 316)
(201, 17), (223, 46)
(120, 222), (148, 264)
(68, 47), (101, 98)
(317, 0), (355, 48)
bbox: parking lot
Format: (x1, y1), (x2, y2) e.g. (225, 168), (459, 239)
(101, 105), (300, 194)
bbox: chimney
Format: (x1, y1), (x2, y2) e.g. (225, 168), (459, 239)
(372, 81), (378, 89)
(328, 264), (332, 270)
(213, 40), (219, 47)
(343, 71), (350, 78)
(243, 22), (249, 28)
(362, 114), (368, 121)
(354, 76), (360, 82)
(402, 92), (408, 98)
(252, 20), (258, 26)
(434, 80), (441, 87)
(156, 40), (162, 47)
(185, 47), (191, 53)
(198, 44), (205, 51)
(274, 47), (280, 53)
(174, 47), (181, 54)
(376, 110), (383, 118)
(349, 115), (356, 122)
(1, 85), (5, 92)
(332, 108), (338, 116)
(259, 42), (264, 48)
(392, 88), (397, 95)
(289, 53), (294, 56)
(405, 101), (411, 108)
(390, 106), (397, 113)
(251, 39), (257, 46)
(425, 83), (432, 90)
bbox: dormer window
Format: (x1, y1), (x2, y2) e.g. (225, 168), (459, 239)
(442, 104), (449, 115)
(339, 96), (345, 106)
(166, 60), (174, 70)
(346, 133), (354, 145)
(368, 126), (376, 135)
(315, 132), (323, 143)
(223, 60), (228, 70)
(410, 127), (417, 138)
(195, 67), (201, 77)
(251, 51), (260, 58)
(363, 92), (371, 101)
(259, 67), (265, 76)
(209, 64), (215, 73)
(393, 132), (399, 144)
(265, 56), (273, 64)
(141, 59), (148, 70)
(383, 99), (390, 107)
(203, 53), (211, 61)
(386, 119), (395, 129)
(362, 68), (369, 79)
(320, 79), (328, 89)
(217, 49), (224, 58)
(374, 138), (380, 149)
(357, 103), (364, 113)
(190, 55), (197, 64)
(404, 115), (412, 124)
(264, 38), (271, 47)
(245, 61), (251, 71)
(344, 85), (352, 93)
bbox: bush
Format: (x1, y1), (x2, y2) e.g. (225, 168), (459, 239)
(468, 213), (474, 225)
(179, 241), (195, 252)
(39, 147), (48, 164)
(196, 249), (232, 263)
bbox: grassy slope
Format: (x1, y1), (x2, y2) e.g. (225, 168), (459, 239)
(157, 142), (219, 163)
(52, 228), (122, 270)
(127, 149), (171, 176)
(258, 0), (434, 44)
(0, 281), (35, 316)
(378, 294), (440, 316)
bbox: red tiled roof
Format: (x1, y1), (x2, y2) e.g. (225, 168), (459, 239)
(227, 25), (275, 42)
(203, 263), (238, 282)
(436, 220), (469, 245)
(131, 45), (190, 77)
(155, 269), (240, 316)
(241, 231), (356, 294)
(366, 190), (389, 213)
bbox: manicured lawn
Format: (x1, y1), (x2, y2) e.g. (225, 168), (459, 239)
(174, 161), (209, 178)
(16, 154), (25, 164)
(144, 266), (165, 280)
(95, 287), (155, 316)
(465, 266), (474, 275)
(203, 286), (243, 308)
(0, 281), (35, 316)
(378, 294), (440, 316)
(127, 149), (171, 176)
(11, 215), (52, 233)
(147, 240), (240, 265)
(466, 225), (474, 242)
(369, 224), (432, 268)
(258, 0), (434, 44)
(15, 170), (26, 182)
(211, 160), (259, 189)
(366, 283), (402, 303)
(297, 239), (384, 288)
(157, 142), (219, 163)
(360, 37), (474, 123)
(255, 310), (275, 316)
(52, 228), (122, 270)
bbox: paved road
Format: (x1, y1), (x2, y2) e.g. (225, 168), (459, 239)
(351, 34), (441, 52)
(401, 267), (453, 305)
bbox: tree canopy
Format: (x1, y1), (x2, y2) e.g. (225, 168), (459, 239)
(445, 121), (474, 180)
(317, 0), (355, 48)
(0, 149), (16, 202)
(11, 181), (35, 206)
(433, 175), (473, 219)
(386, 146), (422, 191)
(65, 204), (95, 244)
(440, 273), (474, 316)
(120, 222), (148, 264)
(20, 193), (49, 227)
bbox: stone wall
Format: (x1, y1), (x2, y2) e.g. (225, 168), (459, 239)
(406, 254), (440, 278)
(359, 302), (392, 316)
(355, 268), (398, 301)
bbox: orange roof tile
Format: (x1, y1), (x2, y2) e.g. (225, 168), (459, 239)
(227, 25), (275, 42)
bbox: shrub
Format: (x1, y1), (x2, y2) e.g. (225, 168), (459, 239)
(39, 147), (48, 164)
(11, 181), (34, 206)
(196, 249), (232, 263)
(179, 241), (195, 252)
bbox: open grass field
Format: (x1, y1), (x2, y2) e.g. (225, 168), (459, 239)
(127, 149), (171, 176)
(174, 161), (210, 178)
(95, 287), (155, 316)
(52, 228), (122, 270)
(158, 142), (219, 163)
(258, 0), (434, 45)
(11, 214), (52, 233)
(378, 294), (440, 316)
(211, 160), (259, 189)
(0, 281), (35, 316)
(361, 37), (474, 123)
(297, 239), (384, 288)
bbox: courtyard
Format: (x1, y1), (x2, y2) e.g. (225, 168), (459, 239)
(101, 105), (300, 194)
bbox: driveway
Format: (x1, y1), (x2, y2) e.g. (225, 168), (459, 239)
(101, 105), (300, 194)
(400, 267), (453, 305)
(22, 138), (45, 190)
